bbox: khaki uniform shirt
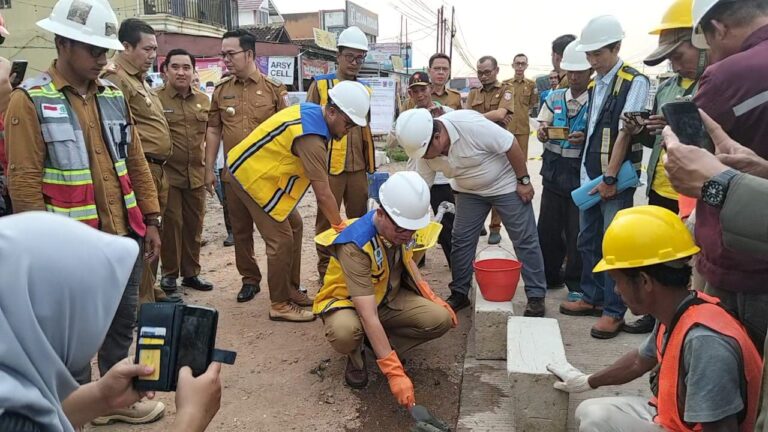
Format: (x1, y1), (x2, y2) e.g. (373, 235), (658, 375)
(292, 135), (330, 183)
(208, 70), (288, 181)
(466, 81), (515, 130)
(333, 240), (416, 304)
(404, 86), (462, 110)
(306, 79), (368, 172)
(156, 85), (211, 189)
(104, 55), (172, 161)
(5, 63), (159, 235)
(503, 76), (537, 134)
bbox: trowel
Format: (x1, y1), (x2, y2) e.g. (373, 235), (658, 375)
(409, 404), (451, 432)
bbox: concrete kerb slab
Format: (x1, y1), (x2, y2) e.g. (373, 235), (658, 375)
(507, 317), (569, 432)
(471, 279), (515, 360)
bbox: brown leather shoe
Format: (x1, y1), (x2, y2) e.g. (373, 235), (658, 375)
(269, 301), (316, 322)
(289, 289), (314, 307)
(559, 299), (603, 317)
(590, 315), (625, 339)
(344, 354), (368, 389)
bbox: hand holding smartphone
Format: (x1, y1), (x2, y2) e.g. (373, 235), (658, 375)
(661, 101), (715, 153)
(10, 60), (27, 88)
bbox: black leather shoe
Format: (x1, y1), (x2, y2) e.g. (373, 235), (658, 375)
(181, 276), (213, 291)
(480, 227), (488, 236)
(237, 283), (260, 302)
(344, 353), (368, 389)
(157, 293), (184, 304)
(523, 297), (546, 317)
(223, 232), (234, 247)
(446, 293), (471, 312)
(160, 277), (177, 292)
(623, 315), (656, 334)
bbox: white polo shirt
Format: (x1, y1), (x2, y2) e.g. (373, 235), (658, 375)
(416, 110), (518, 196)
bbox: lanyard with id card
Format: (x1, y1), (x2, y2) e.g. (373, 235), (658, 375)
(134, 303), (236, 392)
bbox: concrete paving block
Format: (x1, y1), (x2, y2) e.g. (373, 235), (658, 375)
(457, 357), (515, 432)
(507, 317), (569, 432)
(472, 280), (515, 360)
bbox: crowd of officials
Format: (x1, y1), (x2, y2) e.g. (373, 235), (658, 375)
(1, 0), (768, 430)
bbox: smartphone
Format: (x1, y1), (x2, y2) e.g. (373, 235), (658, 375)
(545, 126), (569, 140)
(661, 101), (715, 153)
(175, 305), (218, 378)
(625, 110), (651, 125)
(10, 60), (27, 88)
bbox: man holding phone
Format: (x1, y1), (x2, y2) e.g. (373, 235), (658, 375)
(559, 16), (650, 339)
(535, 40), (591, 298)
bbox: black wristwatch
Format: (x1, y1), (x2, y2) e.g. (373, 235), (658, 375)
(603, 175), (618, 186)
(701, 169), (738, 208)
(517, 175), (531, 185)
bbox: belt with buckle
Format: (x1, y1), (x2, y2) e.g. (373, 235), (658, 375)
(146, 156), (167, 166)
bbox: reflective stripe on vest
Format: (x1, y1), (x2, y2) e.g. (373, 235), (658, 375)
(23, 73), (147, 236)
(315, 75), (375, 175)
(227, 103), (330, 222)
(312, 212), (418, 316)
(545, 89), (587, 159)
(652, 292), (761, 432)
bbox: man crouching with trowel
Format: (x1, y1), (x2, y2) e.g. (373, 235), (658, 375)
(313, 171), (456, 410)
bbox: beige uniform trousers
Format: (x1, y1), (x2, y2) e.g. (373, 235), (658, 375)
(160, 185), (206, 278)
(230, 182), (301, 303)
(139, 163), (169, 304)
(315, 170), (369, 277)
(322, 289), (452, 368)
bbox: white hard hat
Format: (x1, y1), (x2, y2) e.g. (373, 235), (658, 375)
(575, 15), (625, 52)
(395, 109), (433, 160)
(379, 171), (431, 231)
(328, 80), (370, 127)
(337, 26), (369, 51)
(560, 40), (591, 71)
(692, 0), (726, 49)
(37, 0), (124, 51)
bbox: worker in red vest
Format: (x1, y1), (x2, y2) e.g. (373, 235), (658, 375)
(548, 205), (762, 432)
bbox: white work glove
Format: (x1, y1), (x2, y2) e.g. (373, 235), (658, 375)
(434, 201), (455, 223)
(546, 362), (593, 393)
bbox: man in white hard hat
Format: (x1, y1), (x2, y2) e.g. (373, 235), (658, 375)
(226, 80), (371, 322)
(307, 26), (376, 282)
(690, 0), (768, 352)
(313, 171), (455, 404)
(5, 0), (166, 424)
(535, 40), (591, 302)
(559, 15), (650, 340)
(396, 108), (548, 317)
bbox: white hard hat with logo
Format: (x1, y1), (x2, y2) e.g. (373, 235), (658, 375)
(37, 0), (124, 51)
(337, 26), (369, 51)
(692, 0), (735, 48)
(327, 80), (370, 127)
(379, 171), (431, 231)
(560, 40), (591, 71)
(575, 15), (625, 52)
(395, 108), (433, 160)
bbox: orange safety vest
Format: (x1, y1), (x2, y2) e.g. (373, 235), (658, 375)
(652, 292), (762, 431)
(22, 73), (146, 236)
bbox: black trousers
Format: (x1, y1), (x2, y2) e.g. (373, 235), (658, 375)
(429, 183), (454, 268)
(537, 186), (582, 291)
(649, 189), (679, 214)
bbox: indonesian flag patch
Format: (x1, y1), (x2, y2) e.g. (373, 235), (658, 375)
(41, 104), (68, 118)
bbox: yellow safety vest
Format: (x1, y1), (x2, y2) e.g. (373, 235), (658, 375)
(315, 75), (375, 175)
(227, 103), (329, 222)
(312, 211), (418, 315)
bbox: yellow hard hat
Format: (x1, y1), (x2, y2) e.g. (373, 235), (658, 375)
(649, 0), (694, 35)
(593, 206), (700, 273)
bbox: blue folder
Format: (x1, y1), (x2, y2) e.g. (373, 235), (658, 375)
(571, 161), (639, 211)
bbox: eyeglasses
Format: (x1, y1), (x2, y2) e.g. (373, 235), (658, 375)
(383, 210), (412, 234)
(73, 40), (112, 58)
(513, 61), (528, 67)
(341, 53), (366, 64)
(476, 69), (495, 77)
(430, 66), (450, 72)
(219, 50), (247, 60)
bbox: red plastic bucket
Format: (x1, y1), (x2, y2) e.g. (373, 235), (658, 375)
(473, 257), (522, 301)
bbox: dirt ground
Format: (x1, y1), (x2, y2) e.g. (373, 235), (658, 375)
(97, 162), (470, 432)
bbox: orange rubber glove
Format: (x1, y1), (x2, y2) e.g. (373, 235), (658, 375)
(376, 351), (415, 408)
(416, 280), (458, 327)
(331, 219), (348, 233)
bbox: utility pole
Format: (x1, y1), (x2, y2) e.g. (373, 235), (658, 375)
(405, 17), (408, 75)
(449, 6), (455, 61)
(436, 7), (441, 53)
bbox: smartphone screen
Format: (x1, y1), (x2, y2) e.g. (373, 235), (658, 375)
(662, 101), (715, 153)
(10, 60), (27, 88)
(177, 306), (217, 377)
